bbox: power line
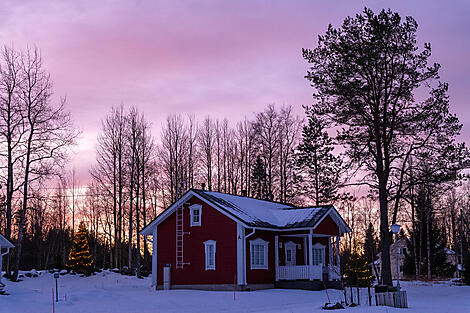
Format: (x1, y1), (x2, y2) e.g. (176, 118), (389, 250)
(3, 193), (113, 200)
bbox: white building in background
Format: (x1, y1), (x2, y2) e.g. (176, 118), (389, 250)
(371, 238), (462, 281)
(372, 238), (408, 281)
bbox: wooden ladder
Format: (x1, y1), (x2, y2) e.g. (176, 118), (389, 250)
(175, 205), (189, 269)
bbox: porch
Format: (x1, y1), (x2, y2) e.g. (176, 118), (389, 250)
(274, 231), (342, 284)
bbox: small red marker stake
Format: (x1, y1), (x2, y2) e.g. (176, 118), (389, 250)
(52, 288), (55, 313)
(323, 282), (331, 304)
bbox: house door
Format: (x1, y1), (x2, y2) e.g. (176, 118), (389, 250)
(312, 243), (325, 266)
(285, 241), (297, 266)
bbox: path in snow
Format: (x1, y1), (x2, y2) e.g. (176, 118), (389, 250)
(1, 271), (469, 313)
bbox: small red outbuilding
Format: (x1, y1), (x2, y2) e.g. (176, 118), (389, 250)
(140, 189), (350, 290)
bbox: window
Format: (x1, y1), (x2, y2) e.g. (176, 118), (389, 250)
(312, 243), (325, 266)
(286, 249), (292, 262)
(190, 204), (202, 226)
(204, 240), (216, 270)
(250, 238), (269, 269)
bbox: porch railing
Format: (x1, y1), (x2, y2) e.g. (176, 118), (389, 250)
(328, 265), (341, 281)
(278, 265), (323, 280)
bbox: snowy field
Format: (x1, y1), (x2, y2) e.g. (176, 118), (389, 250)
(1, 271), (469, 313)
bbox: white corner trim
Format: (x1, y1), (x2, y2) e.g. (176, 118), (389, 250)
(190, 204), (202, 227)
(204, 240), (216, 270)
(249, 238), (269, 270)
(236, 224), (246, 285)
(151, 227), (158, 288)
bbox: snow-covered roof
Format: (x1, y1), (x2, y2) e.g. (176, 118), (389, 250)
(141, 189), (350, 235)
(0, 233), (14, 249)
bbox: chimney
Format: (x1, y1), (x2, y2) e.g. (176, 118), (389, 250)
(241, 189), (247, 197)
(201, 182), (206, 191)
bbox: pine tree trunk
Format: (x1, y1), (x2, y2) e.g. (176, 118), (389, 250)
(411, 186), (419, 279)
(426, 202), (432, 280)
(378, 176), (393, 286)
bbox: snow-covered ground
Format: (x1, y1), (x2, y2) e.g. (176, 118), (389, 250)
(1, 271), (469, 313)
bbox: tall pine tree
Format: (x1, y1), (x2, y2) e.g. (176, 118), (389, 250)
(66, 222), (94, 275)
(295, 107), (341, 206)
(251, 155), (269, 200)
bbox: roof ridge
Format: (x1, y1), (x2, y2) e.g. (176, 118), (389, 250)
(191, 188), (296, 207)
(283, 204), (333, 210)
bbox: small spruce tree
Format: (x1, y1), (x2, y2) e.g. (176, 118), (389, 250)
(66, 222), (94, 275)
(344, 250), (373, 287)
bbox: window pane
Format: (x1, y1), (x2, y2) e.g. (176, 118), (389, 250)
(208, 245), (214, 265)
(193, 209), (200, 223)
(205, 243), (215, 269)
(259, 245), (264, 265)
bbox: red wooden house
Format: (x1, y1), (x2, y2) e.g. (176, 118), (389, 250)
(140, 189), (350, 290)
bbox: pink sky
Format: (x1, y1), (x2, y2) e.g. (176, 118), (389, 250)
(1, 0), (469, 184)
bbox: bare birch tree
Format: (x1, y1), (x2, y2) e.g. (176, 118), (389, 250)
(12, 48), (78, 281)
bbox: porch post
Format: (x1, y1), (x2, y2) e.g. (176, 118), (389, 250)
(275, 235), (279, 281)
(0, 250), (3, 284)
(152, 227), (158, 289)
(328, 236), (333, 281)
(335, 236), (340, 268)
(303, 237), (307, 265)
(328, 236), (333, 265)
(308, 229), (313, 280)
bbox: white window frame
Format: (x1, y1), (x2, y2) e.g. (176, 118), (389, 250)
(250, 238), (269, 270)
(204, 240), (216, 270)
(312, 243), (325, 266)
(190, 204), (202, 227)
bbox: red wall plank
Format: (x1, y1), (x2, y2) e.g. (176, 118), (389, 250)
(156, 196), (237, 286)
